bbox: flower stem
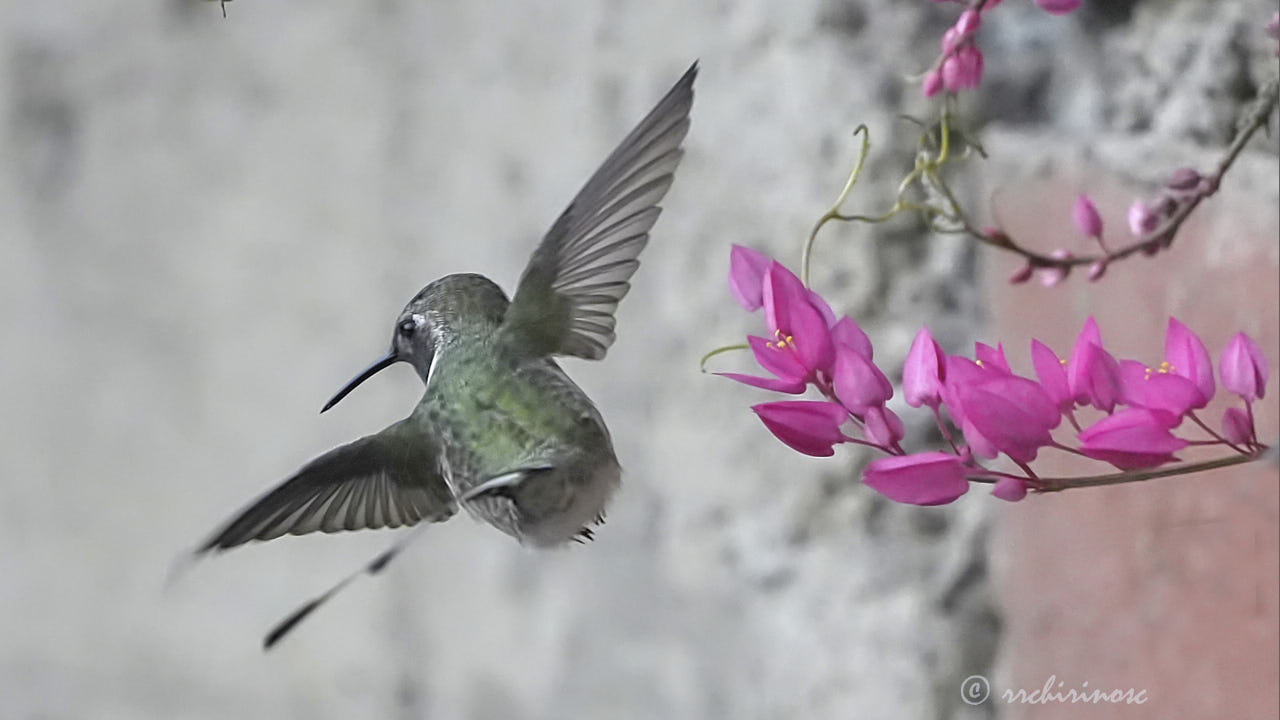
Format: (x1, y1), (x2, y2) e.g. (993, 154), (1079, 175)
(802, 125), (871, 286)
(698, 343), (749, 372)
(957, 69), (1280, 270)
(1033, 452), (1267, 492)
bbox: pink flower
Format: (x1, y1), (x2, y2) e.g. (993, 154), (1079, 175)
(752, 401), (849, 457)
(1164, 317), (1214, 408)
(1219, 332), (1268, 402)
(1078, 409), (1189, 470)
(1073, 194), (1103, 239)
(1035, 0), (1081, 14)
(762, 263), (834, 376)
(1222, 407), (1253, 446)
(941, 45), (984, 92)
(728, 245), (772, 311)
(904, 326), (946, 408)
(992, 477), (1028, 502)
(862, 452), (969, 506)
(946, 357), (1060, 463)
(833, 344), (893, 416)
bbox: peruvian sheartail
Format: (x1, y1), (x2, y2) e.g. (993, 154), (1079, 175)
(191, 63), (697, 648)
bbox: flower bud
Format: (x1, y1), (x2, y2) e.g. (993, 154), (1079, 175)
(1127, 200), (1158, 237)
(1008, 262), (1035, 284)
(984, 226), (1013, 248)
(956, 9), (981, 37)
(1072, 194), (1103, 238)
(1087, 260), (1107, 282)
(1219, 332), (1268, 402)
(1222, 407), (1253, 446)
(1037, 249), (1072, 287)
(1166, 167), (1202, 191)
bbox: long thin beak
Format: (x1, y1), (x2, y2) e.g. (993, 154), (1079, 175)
(320, 350), (399, 413)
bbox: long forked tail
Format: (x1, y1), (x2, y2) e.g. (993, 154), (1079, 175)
(263, 524), (428, 650)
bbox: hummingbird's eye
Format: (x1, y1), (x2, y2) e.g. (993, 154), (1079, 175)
(398, 319), (417, 337)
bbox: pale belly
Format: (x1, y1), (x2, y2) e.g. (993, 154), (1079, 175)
(519, 459), (621, 548)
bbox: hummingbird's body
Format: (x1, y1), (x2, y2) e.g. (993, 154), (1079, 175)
(412, 274), (619, 546)
(192, 64), (696, 646)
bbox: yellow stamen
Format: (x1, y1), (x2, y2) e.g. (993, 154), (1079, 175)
(768, 328), (796, 351)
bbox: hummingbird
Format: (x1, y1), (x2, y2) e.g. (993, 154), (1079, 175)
(190, 63), (696, 648)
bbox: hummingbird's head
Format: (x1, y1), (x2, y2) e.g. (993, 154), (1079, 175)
(320, 273), (509, 413)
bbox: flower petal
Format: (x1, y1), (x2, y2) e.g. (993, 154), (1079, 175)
(807, 289), (838, 328)
(1070, 342), (1122, 413)
(974, 342), (1011, 374)
(1222, 407), (1253, 445)
(954, 377), (1059, 463)
(762, 262), (806, 336)
(748, 335), (807, 384)
(716, 372), (806, 394)
(1078, 408), (1188, 470)
(833, 345), (893, 416)
(752, 401), (848, 457)
(762, 263), (834, 375)
(1165, 317), (1214, 407)
(864, 406), (905, 448)
(862, 452), (969, 506)
(728, 245), (772, 311)
(831, 316), (874, 359)
(992, 477), (1028, 502)
(904, 326), (946, 408)
(1031, 339), (1072, 413)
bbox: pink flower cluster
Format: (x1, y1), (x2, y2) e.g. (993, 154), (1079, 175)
(724, 246), (1270, 506)
(724, 246), (904, 457)
(924, 0), (1081, 98)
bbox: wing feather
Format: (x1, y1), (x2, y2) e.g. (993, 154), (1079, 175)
(503, 62), (696, 360)
(196, 419), (455, 553)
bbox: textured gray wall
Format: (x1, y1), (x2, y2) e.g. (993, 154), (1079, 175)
(1, 1), (1272, 719)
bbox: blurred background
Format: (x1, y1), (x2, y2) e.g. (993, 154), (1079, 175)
(0, 1), (1275, 718)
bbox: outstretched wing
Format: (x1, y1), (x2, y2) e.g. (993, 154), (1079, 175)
(502, 62), (696, 360)
(196, 419), (455, 553)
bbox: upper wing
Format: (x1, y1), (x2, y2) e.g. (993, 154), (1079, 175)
(196, 419), (455, 553)
(502, 62), (696, 360)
